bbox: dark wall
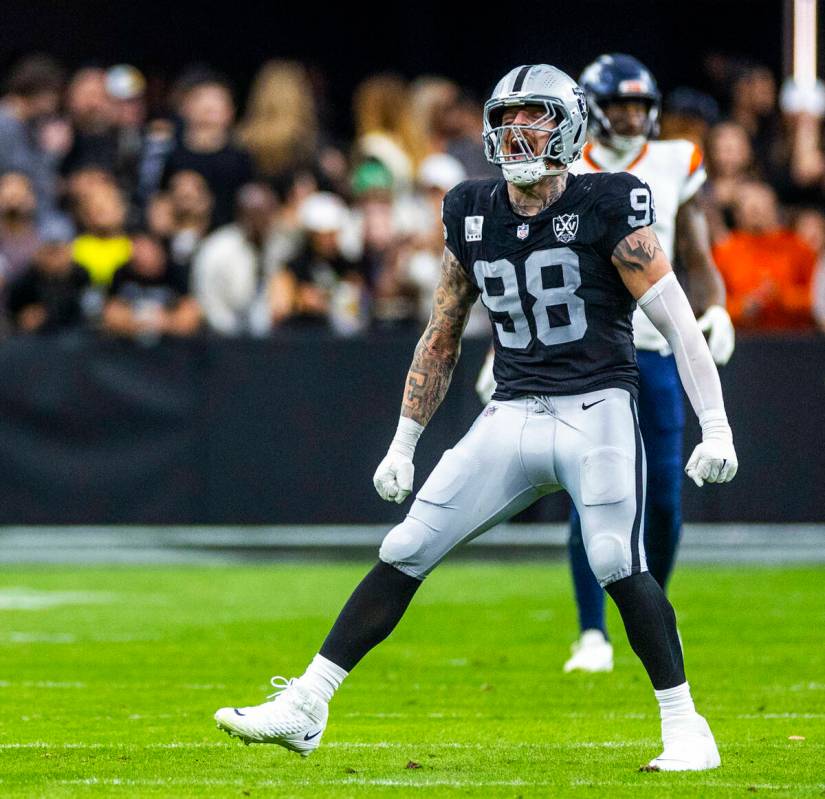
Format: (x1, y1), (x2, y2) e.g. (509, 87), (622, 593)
(0, 332), (822, 525)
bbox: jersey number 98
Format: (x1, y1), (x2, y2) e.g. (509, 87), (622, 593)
(473, 248), (587, 349)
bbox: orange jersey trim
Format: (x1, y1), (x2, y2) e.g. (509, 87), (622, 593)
(581, 142), (649, 172)
(688, 144), (704, 176)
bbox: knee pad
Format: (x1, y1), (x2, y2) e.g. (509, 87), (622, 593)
(587, 530), (632, 586)
(379, 517), (433, 577)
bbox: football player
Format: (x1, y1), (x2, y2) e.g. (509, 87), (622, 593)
(477, 54), (735, 674)
(564, 54), (734, 672)
(215, 64), (737, 772)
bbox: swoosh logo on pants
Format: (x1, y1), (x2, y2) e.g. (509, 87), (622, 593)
(581, 398), (606, 411)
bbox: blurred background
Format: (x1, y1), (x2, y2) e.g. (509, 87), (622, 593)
(0, 0), (822, 556)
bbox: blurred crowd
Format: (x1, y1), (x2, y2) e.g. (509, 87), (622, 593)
(0, 53), (824, 343)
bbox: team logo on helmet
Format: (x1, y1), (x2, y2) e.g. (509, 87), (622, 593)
(553, 213), (579, 243)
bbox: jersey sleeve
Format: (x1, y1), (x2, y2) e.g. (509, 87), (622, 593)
(595, 172), (658, 261)
(441, 183), (468, 266)
(679, 142), (707, 204)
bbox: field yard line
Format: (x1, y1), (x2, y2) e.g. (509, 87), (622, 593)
(0, 680), (86, 688)
(3, 739), (823, 751)
(0, 740), (649, 750)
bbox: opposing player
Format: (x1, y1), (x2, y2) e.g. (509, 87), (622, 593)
(568, 54), (734, 671)
(214, 65), (737, 772)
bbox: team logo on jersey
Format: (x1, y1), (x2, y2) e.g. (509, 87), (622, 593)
(553, 213), (579, 243)
(465, 215), (483, 242)
(516, 223), (529, 240)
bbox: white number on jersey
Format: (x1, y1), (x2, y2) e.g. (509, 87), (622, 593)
(627, 187), (652, 228)
(473, 247), (588, 349)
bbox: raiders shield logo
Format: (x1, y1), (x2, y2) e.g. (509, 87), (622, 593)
(553, 213), (579, 243)
(516, 223), (529, 240)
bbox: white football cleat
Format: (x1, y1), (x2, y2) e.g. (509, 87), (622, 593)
(214, 676), (328, 757)
(563, 629), (614, 673)
(642, 714), (721, 772)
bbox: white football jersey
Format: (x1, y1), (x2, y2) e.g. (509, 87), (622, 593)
(571, 139), (706, 352)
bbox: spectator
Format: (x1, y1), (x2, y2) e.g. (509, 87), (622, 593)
(192, 182), (282, 336)
(0, 172), (41, 291)
(64, 165), (119, 220)
(445, 91), (499, 180)
(6, 217), (90, 333)
(73, 182), (132, 287)
(238, 61), (318, 182)
(160, 73), (255, 227)
(103, 233), (200, 340)
(145, 192), (175, 240)
(704, 122), (756, 242)
(105, 64), (149, 202)
(409, 76), (460, 157)
(794, 209), (825, 332)
(659, 87), (720, 146)
(274, 192), (367, 334)
(164, 170), (214, 269)
(713, 182), (816, 331)
(61, 68), (118, 179)
(353, 75), (420, 192)
(729, 63), (781, 163)
(0, 54), (65, 222)
(398, 153), (487, 335)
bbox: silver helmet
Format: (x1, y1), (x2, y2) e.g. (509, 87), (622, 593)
(483, 64), (588, 186)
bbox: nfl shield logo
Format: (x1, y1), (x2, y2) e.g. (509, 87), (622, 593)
(553, 213), (579, 243)
(517, 223), (529, 240)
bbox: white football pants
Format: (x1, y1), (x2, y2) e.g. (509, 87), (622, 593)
(379, 388), (647, 586)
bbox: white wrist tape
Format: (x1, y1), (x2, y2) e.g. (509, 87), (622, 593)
(638, 272), (730, 439)
(390, 416), (424, 459)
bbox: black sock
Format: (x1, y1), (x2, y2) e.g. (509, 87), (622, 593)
(605, 571), (685, 690)
(319, 560), (422, 672)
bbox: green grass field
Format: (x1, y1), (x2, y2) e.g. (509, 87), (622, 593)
(0, 561), (823, 798)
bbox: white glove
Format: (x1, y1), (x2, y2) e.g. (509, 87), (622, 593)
(475, 348), (496, 405)
(373, 417), (424, 504)
(685, 411), (738, 487)
(697, 305), (735, 366)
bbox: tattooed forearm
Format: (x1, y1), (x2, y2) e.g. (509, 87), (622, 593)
(612, 227), (665, 273)
(401, 248), (479, 426)
(675, 195), (726, 312)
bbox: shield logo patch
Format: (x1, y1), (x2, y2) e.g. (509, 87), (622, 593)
(553, 213), (579, 243)
(517, 223), (529, 240)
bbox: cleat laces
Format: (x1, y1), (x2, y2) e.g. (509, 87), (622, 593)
(266, 675), (299, 701)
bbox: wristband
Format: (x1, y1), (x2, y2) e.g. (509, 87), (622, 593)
(390, 416), (424, 459)
(699, 410), (732, 442)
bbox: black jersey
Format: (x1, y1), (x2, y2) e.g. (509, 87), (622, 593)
(442, 172), (656, 400)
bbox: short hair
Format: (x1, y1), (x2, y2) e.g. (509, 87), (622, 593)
(5, 54), (65, 97)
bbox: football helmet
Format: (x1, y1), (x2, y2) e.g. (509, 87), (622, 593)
(483, 64), (588, 186)
(579, 54), (661, 154)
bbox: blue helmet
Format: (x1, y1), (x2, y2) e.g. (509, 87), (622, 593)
(578, 54), (661, 153)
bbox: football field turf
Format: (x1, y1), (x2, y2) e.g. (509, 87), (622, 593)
(1, 562), (823, 797)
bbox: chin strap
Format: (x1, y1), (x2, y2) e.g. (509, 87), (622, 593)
(502, 159), (568, 186)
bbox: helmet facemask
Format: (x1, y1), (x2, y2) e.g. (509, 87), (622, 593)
(483, 98), (577, 186)
(588, 95), (660, 155)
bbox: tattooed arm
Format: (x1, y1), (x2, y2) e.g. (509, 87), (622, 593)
(402, 247), (480, 426)
(611, 225), (673, 300)
(373, 247), (478, 504)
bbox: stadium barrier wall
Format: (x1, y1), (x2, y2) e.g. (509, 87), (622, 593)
(0, 332), (822, 525)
